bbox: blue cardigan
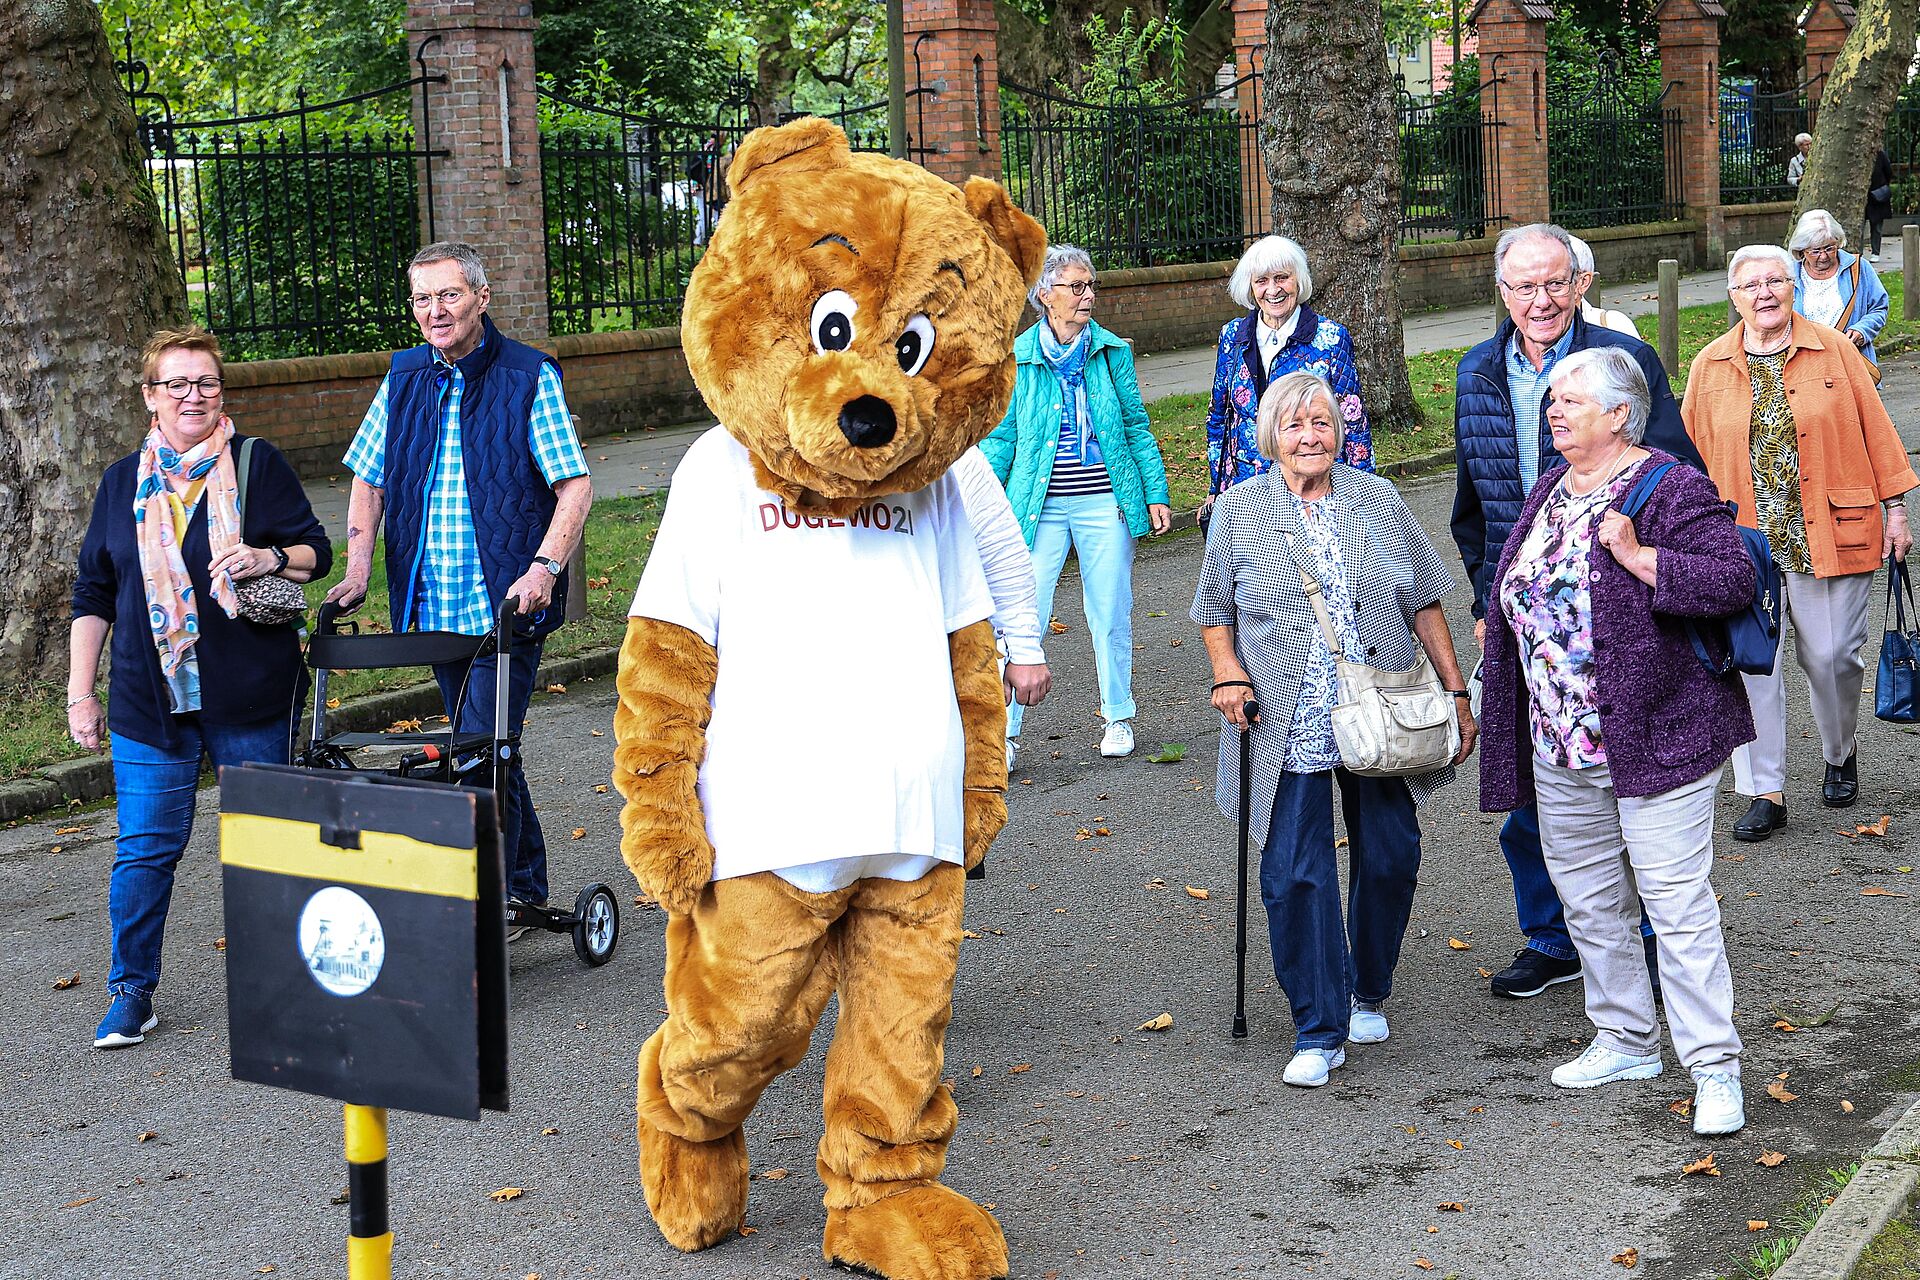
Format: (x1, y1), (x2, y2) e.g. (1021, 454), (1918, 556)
(1792, 251), (1889, 366)
(72, 433), (333, 750)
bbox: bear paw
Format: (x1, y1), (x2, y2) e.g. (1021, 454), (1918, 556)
(823, 1184), (1008, 1280)
(637, 1119), (748, 1253)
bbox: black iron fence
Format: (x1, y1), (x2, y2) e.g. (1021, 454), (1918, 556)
(1720, 78), (1818, 205)
(1547, 70), (1684, 229)
(118, 32), (444, 361)
(1398, 78), (1504, 242)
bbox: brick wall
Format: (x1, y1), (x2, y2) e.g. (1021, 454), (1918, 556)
(1722, 201), (1796, 250)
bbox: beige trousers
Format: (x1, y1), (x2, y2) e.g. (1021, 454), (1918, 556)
(1732, 568), (1875, 797)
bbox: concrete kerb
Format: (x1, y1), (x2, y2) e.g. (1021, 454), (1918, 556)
(1773, 1094), (1920, 1280)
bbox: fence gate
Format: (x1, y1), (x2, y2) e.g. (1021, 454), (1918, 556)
(1397, 75), (1506, 243)
(1546, 55), (1684, 230)
(1720, 76), (1820, 205)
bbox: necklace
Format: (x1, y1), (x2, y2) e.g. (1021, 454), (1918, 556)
(1745, 331), (1791, 357)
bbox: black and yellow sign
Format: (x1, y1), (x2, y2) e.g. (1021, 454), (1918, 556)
(219, 764), (508, 1120)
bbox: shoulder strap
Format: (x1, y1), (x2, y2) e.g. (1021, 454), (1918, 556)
(1281, 531), (1344, 656)
(236, 435), (258, 525)
(1617, 460), (1678, 519)
(1837, 259), (1862, 335)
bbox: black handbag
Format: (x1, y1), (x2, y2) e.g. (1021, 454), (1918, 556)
(1874, 558), (1920, 724)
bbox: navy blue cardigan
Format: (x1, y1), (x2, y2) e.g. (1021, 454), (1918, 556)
(71, 433), (333, 750)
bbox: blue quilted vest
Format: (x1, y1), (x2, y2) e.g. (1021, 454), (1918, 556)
(382, 314), (567, 638)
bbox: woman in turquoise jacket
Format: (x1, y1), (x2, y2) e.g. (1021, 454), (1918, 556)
(981, 243), (1171, 760)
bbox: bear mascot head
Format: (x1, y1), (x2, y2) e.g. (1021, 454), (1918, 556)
(613, 117), (1046, 1280)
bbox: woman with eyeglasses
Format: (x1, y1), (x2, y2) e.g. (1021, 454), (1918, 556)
(982, 244), (1172, 761)
(69, 325), (330, 1051)
(1789, 208), (1889, 372)
(1683, 245), (1915, 843)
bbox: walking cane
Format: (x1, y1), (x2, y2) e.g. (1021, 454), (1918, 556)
(1232, 700), (1260, 1039)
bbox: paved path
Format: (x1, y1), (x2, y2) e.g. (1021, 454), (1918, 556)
(9, 343), (1919, 1279)
(301, 269), (1735, 531)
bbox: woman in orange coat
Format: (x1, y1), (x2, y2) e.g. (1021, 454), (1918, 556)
(1682, 244), (1915, 842)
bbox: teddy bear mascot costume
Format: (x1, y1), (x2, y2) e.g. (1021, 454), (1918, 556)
(612, 116), (1046, 1280)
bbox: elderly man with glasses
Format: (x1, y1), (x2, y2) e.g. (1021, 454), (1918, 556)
(326, 241), (593, 929)
(1450, 223), (1705, 1003)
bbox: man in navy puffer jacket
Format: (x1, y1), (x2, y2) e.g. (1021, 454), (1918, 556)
(1452, 223), (1705, 1001)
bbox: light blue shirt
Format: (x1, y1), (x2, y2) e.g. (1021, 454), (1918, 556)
(1506, 325), (1576, 495)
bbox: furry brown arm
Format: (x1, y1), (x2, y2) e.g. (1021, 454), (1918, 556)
(949, 618), (1008, 870)
(613, 616), (719, 914)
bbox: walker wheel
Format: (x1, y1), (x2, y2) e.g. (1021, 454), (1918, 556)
(571, 883), (619, 966)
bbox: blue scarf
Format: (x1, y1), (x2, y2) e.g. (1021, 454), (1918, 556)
(1038, 323), (1100, 467)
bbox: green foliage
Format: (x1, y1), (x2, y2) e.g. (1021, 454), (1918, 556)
(1545, 24), (1671, 228)
(535, 0), (728, 115)
(1720, 0), (1804, 92)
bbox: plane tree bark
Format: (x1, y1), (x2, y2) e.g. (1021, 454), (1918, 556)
(1794, 0), (1920, 236)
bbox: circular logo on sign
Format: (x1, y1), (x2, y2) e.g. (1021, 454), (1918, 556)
(297, 886), (385, 997)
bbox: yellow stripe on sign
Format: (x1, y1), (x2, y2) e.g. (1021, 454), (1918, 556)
(220, 812), (477, 900)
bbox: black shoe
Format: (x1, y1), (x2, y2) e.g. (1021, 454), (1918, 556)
(1644, 932), (1663, 1006)
(1732, 797), (1788, 842)
(1821, 753), (1858, 808)
(1490, 947), (1582, 999)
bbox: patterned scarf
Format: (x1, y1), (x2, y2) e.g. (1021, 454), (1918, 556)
(1037, 322), (1096, 464)
(134, 416), (242, 709)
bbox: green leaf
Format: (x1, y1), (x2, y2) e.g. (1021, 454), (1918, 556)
(1146, 743), (1186, 764)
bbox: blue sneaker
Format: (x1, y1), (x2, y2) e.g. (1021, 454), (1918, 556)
(94, 992), (157, 1049)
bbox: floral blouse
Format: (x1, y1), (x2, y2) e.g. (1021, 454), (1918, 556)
(1282, 490), (1367, 772)
(1498, 466), (1640, 769)
(1204, 309), (1374, 494)
(1748, 351), (1812, 574)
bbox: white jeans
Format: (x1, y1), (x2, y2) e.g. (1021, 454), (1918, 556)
(1732, 569), (1875, 797)
(1533, 759), (1742, 1076)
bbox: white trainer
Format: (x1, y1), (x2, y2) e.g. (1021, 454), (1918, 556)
(1099, 720), (1135, 758)
(1282, 1047), (1346, 1087)
(1005, 737), (1019, 772)
(1348, 1000), (1389, 1045)
(1692, 1070), (1746, 1135)
(1551, 1041), (1664, 1089)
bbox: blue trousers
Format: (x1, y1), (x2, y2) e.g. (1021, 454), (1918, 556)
(1504, 802), (1652, 959)
(1008, 493), (1135, 737)
(1261, 769), (1421, 1051)
(109, 718), (290, 998)
(435, 639), (548, 905)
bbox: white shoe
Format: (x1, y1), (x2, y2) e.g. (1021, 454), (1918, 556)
(1551, 1041), (1664, 1089)
(1005, 737), (1019, 772)
(1348, 1000), (1389, 1045)
(1692, 1069), (1746, 1135)
(1099, 720), (1134, 758)
(1283, 1047), (1346, 1087)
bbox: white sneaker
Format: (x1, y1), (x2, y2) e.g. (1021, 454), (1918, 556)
(1348, 1000), (1389, 1045)
(1005, 737), (1019, 772)
(1099, 720), (1134, 758)
(1550, 1041), (1664, 1089)
(1692, 1069), (1746, 1135)
(1283, 1047), (1346, 1087)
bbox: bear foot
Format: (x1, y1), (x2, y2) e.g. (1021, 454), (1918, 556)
(823, 1184), (1008, 1280)
(637, 1117), (748, 1253)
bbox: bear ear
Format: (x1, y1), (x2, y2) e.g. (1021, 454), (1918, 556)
(727, 118), (853, 195)
(963, 177), (1048, 287)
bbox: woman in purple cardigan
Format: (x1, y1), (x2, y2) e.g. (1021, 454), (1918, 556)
(1480, 347), (1755, 1138)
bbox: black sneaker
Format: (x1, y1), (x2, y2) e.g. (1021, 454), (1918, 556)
(1490, 947), (1582, 999)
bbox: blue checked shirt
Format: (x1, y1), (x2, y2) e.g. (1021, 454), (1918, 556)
(344, 342), (588, 634)
(1506, 325), (1575, 495)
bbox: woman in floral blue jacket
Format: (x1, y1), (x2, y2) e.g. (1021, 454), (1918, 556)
(1201, 236), (1373, 520)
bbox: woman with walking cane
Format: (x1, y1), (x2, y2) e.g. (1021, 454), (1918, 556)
(1191, 370), (1475, 1089)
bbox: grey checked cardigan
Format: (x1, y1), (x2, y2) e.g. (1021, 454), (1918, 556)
(1191, 464), (1461, 849)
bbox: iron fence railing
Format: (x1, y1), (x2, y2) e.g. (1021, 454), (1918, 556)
(1397, 78), (1504, 242)
(1720, 78), (1819, 205)
(1547, 70), (1684, 229)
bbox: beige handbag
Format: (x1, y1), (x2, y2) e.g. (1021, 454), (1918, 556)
(1286, 534), (1458, 778)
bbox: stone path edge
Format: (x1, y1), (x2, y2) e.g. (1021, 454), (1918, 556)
(1773, 1094), (1920, 1280)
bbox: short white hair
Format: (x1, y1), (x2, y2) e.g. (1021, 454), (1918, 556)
(1568, 234), (1597, 275)
(1494, 223), (1577, 291)
(1551, 347), (1650, 445)
(1229, 236), (1314, 309)
(1254, 370), (1344, 462)
(1795, 132), (1813, 146)
(1729, 242), (1795, 287)
(1789, 209), (1848, 255)
(1029, 244), (1094, 318)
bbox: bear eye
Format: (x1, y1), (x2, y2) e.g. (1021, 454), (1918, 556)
(810, 290), (858, 354)
(895, 314), (936, 377)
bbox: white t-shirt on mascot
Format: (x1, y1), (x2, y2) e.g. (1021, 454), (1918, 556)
(629, 427), (995, 893)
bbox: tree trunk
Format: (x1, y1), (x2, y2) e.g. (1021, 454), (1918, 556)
(1793, 0), (1920, 235)
(0, 0), (189, 684)
(1261, 0), (1419, 431)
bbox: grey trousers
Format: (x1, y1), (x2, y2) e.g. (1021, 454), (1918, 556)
(1732, 568), (1875, 797)
(1533, 759), (1742, 1076)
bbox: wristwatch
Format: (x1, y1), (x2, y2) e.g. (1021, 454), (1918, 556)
(533, 555), (564, 578)
(269, 546), (290, 574)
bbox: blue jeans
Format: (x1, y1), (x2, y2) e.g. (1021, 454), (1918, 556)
(1261, 769), (1421, 1051)
(1008, 492), (1135, 737)
(1504, 802), (1652, 959)
(109, 718), (290, 999)
(435, 639), (547, 905)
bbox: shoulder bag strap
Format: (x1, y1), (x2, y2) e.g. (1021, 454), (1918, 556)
(1836, 260), (1862, 335)
(1281, 530), (1344, 656)
(236, 434), (257, 528)
(1888, 556), (1914, 635)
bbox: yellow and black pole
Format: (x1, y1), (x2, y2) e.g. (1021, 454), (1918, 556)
(344, 1104), (392, 1278)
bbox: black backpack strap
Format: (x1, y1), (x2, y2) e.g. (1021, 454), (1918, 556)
(236, 434), (258, 528)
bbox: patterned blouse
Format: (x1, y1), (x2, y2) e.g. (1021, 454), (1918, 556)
(1281, 491), (1367, 772)
(1498, 465), (1640, 769)
(1747, 351), (1811, 574)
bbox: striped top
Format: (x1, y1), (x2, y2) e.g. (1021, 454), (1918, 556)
(1047, 403), (1112, 496)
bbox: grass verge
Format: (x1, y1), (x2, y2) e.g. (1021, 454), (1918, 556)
(1722, 1162), (1860, 1280)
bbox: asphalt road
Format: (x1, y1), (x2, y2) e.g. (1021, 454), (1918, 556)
(7, 355), (1920, 1280)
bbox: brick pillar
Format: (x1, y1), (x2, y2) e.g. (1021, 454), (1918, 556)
(902, 0), (1002, 184)
(1231, 0), (1270, 244)
(1471, 0), (1552, 231)
(406, 0), (550, 338)
(1801, 0), (1856, 104)
(1658, 0), (1725, 257)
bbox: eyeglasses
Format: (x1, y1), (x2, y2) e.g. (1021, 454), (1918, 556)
(1050, 280), (1096, 297)
(1732, 277), (1793, 295)
(408, 287), (470, 310)
(1499, 277), (1575, 302)
(1802, 243), (1840, 257)
(148, 376), (224, 399)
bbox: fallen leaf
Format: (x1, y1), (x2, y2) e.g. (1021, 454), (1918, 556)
(1899, 866), (1914, 874)
(1168, 638), (1184, 647)
(1146, 743), (1187, 764)
(570, 828), (586, 840)
(489, 1187), (524, 1201)
(1146, 610), (1167, 617)
(1862, 814), (1892, 836)
(1756, 1150), (1786, 1167)
(138, 1131), (158, 1143)
(1074, 828), (1094, 841)
(1185, 886), (1211, 900)
(737, 1226), (758, 1236)
(1048, 620), (1068, 634)
(971, 1066), (983, 1078)
(1747, 1220), (1769, 1231)
(386, 717), (422, 733)
(1667, 1098), (1693, 1117)
(593, 784), (608, 793)
(545, 683), (567, 694)
(1773, 1019), (1802, 1033)
(1414, 1262), (1434, 1272)
(1447, 937), (1472, 951)
(255, 1267), (276, 1274)
(325, 697), (341, 709)
(1402, 1124), (1418, 1134)
(1842, 1099), (1855, 1113)
(1612, 1247), (1639, 1268)
(54, 826), (84, 835)
(51, 973), (81, 990)
(1095, 826), (1112, 837)
(1681, 1154), (1720, 1177)
(961, 930), (982, 939)
(1136, 1013), (1174, 1032)
(1437, 1201), (1465, 1212)
(60, 1197), (99, 1209)
(1446, 1139), (1464, 1150)
(761, 1168), (790, 1180)
(1009, 1063), (1031, 1074)
(590, 729), (605, 738)
(1862, 886), (1911, 897)
(1766, 1081), (1798, 1103)
(1476, 968), (1492, 979)
(540, 1127), (559, 1136)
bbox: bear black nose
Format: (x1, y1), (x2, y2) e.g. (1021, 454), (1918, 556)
(838, 395), (897, 448)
